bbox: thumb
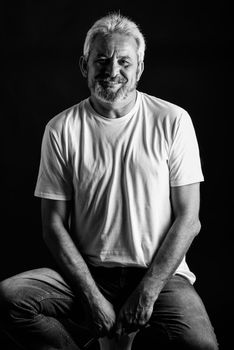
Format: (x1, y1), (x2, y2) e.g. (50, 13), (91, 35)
(115, 321), (124, 339)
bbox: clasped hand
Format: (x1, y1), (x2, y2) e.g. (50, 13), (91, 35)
(115, 287), (154, 337)
(86, 287), (155, 339)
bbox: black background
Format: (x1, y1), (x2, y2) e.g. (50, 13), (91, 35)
(2, 1), (233, 349)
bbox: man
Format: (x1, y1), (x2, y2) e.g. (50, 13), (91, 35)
(0, 13), (218, 350)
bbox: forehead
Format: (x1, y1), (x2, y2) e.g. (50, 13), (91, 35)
(90, 33), (138, 58)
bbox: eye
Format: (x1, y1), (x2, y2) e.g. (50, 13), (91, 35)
(95, 58), (108, 65)
(120, 59), (131, 67)
(120, 59), (130, 66)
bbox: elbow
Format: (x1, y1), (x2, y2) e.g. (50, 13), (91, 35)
(42, 225), (53, 246)
(42, 222), (58, 245)
(181, 216), (201, 240)
(193, 218), (201, 237)
(42, 220), (68, 247)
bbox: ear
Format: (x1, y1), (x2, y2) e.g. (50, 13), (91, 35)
(136, 61), (144, 82)
(79, 56), (88, 78)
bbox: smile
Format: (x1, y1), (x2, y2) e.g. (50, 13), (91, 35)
(104, 82), (122, 87)
(97, 79), (127, 87)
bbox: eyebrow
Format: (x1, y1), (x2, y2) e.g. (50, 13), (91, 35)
(95, 53), (132, 60)
(119, 55), (132, 60)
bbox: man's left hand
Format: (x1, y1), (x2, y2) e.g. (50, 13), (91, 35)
(115, 286), (155, 337)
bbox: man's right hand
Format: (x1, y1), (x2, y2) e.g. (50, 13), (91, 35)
(41, 199), (116, 337)
(85, 293), (116, 337)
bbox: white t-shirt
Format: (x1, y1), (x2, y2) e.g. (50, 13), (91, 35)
(35, 91), (204, 283)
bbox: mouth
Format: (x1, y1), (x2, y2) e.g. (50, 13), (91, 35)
(102, 81), (122, 87)
(97, 78), (127, 88)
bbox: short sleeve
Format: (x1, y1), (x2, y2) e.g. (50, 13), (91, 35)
(34, 125), (73, 200)
(169, 111), (204, 187)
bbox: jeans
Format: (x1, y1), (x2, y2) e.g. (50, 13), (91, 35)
(0, 266), (218, 350)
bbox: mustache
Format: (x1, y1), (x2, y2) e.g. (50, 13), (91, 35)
(95, 75), (127, 84)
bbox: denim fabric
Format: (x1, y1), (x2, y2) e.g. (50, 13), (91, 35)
(0, 267), (218, 349)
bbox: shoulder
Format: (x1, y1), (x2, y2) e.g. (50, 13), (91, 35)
(45, 99), (87, 134)
(138, 91), (189, 124)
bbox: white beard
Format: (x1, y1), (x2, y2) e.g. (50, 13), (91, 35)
(90, 78), (138, 104)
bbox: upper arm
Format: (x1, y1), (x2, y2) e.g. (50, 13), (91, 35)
(169, 111), (204, 187)
(34, 126), (73, 201)
(41, 198), (71, 234)
(171, 183), (201, 221)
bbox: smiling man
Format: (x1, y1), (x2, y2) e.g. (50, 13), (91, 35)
(82, 31), (143, 111)
(0, 13), (218, 350)
(80, 32), (144, 118)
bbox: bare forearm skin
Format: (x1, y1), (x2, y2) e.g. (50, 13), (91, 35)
(43, 222), (117, 335)
(139, 216), (201, 302)
(43, 222), (102, 304)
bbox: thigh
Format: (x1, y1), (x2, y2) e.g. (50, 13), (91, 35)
(0, 268), (80, 321)
(0, 268), (98, 348)
(133, 275), (218, 349)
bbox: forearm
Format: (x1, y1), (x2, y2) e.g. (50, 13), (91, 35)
(43, 223), (117, 335)
(43, 223), (102, 303)
(139, 216), (201, 300)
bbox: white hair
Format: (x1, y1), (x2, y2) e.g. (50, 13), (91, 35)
(83, 12), (146, 62)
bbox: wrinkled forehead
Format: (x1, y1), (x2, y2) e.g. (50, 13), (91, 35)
(89, 33), (138, 59)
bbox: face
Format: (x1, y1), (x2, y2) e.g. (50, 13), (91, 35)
(81, 33), (143, 104)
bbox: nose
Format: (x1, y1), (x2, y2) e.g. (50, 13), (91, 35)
(106, 59), (120, 77)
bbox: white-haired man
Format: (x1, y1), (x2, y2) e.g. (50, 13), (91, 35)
(0, 13), (218, 350)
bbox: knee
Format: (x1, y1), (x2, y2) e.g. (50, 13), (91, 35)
(174, 330), (219, 350)
(0, 278), (15, 309)
(0, 276), (22, 301)
(0, 278), (13, 327)
(0, 278), (18, 319)
(178, 340), (219, 350)
(132, 325), (219, 350)
(0, 276), (34, 326)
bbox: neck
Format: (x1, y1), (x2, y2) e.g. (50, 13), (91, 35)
(90, 90), (137, 119)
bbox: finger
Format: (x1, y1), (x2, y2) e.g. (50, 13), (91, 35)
(106, 328), (113, 339)
(115, 322), (124, 339)
(136, 307), (152, 324)
(93, 322), (107, 338)
(138, 319), (148, 327)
